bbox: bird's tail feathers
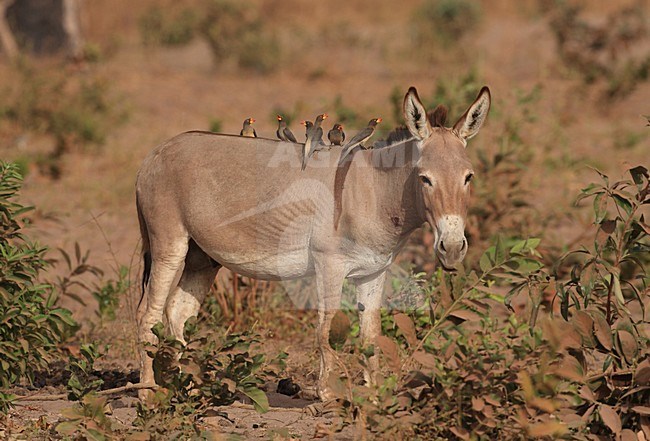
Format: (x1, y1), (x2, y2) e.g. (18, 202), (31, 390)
(301, 142), (309, 171)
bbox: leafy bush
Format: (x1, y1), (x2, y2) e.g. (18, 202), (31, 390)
(56, 394), (116, 439)
(56, 317), (283, 438)
(149, 320), (271, 412)
(412, 0), (482, 46)
(139, 6), (199, 46)
(559, 166), (649, 326)
(0, 63), (128, 178)
(91, 265), (128, 325)
(208, 117), (223, 133)
(66, 343), (106, 402)
(332, 94), (363, 127)
(200, 0), (281, 74)
(544, 0), (650, 99)
(54, 246), (129, 331)
(466, 86), (541, 256)
(333, 164), (649, 439)
(137, 1), (282, 73)
(390, 69), (481, 126)
(0, 162), (77, 412)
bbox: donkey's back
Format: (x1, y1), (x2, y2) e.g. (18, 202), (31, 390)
(135, 131), (344, 280)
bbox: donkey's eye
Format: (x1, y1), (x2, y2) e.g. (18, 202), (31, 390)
(420, 175), (433, 187)
(464, 173), (474, 185)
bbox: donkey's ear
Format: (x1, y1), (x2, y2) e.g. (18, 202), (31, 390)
(453, 86), (491, 141)
(403, 87), (432, 140)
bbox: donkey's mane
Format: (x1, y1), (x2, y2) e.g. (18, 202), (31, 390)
(428, 104), (448, 128)
(376, 104), (449, 149)
(381, 126), (412, 147)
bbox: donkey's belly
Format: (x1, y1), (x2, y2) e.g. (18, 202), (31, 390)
(218, 249), (314, 281)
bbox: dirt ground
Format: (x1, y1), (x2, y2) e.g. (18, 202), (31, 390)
(0, 0), (649, 438)
(6, 348), (360, 440)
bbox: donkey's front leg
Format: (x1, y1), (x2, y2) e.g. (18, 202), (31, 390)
(313, 255), (346, 401)
(354, 271), (387, 386)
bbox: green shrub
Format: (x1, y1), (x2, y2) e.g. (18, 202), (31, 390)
(412, 0), (482, 46)
(66, 343), (105, 402)
(558, 165), (649, 339)
(91, 265), (128, 325)
(56, 318), (283, 438)
(56, 394), (116, 439)
(137, 1), (282, 73)
(200, 0), (281, 74)
(0, 63), (128, 178)
(3, 64), (116, 147)
(54, 247), (129, 331)
(136, 319), (287, 433)
(208, 117), (223, 133)
(139, 6), (199, 46)
(332, 94), (363, 127)
(270, 101), (308, 130)
(238, 30), (281, 74)
(389, 69), (480, 129)
(335, 164), (649, 439)
(545, 0), (650, 99)
(0, 162), (77, 412)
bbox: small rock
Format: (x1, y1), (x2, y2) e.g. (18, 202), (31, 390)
(112, 399), (127, 409)
(277, 378), (301, 396)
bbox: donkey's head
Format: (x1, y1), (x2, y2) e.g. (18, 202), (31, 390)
(403, 86), (491, 270)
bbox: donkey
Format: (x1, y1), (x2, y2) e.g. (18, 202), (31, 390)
(135, 85), (491, 400)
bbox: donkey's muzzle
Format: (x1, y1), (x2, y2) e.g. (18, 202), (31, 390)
(437, 236), (467, 268)
(434, 215), (468, 269)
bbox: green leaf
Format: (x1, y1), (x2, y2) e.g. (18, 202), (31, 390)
(151, 322), (165, 339)
(240, 386), (269, 413)
(508, 257), (543, 274)
(580, 182), (602, 196)
(55, 421), (80, 436)
(510, 238), (541, 254)
(612, 194), (633, 215)
(494, 236), (506, 265)
(85, 428), (109, 441)
(479, 246), (495, 273)
(611, 274), (623, 304)
(51, 309), (77, 328)
(594, 192), (607, 224)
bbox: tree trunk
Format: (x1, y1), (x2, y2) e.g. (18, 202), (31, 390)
(4, 0), (84, 58)
(0, 0), (18, 59)
(62, 0), (83, 59)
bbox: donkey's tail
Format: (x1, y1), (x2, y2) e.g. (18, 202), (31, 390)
(136, 196), (151, 312)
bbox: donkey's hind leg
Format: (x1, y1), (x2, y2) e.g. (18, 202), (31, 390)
(138, 236), (188, 394)
(166, 240), (220, 341)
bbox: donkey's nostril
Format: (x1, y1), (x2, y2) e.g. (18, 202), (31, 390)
(461, 237), (467, 251)
(439, 240), (446, 253)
